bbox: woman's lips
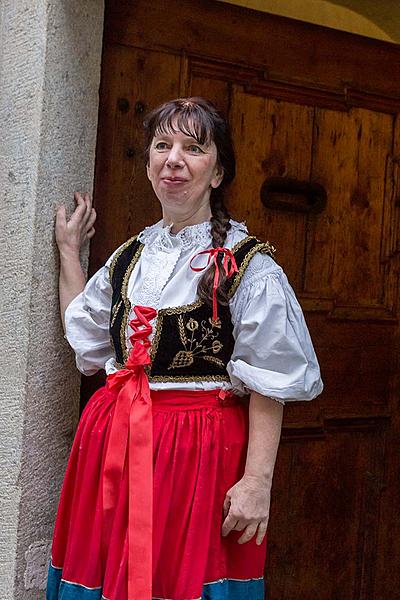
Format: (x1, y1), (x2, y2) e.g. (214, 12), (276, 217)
(161, 177), (188, 185)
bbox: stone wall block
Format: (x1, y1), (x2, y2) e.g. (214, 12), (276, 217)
(0, 1), (105, 598)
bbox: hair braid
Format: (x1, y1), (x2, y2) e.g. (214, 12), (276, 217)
(197, 188), (233, 307)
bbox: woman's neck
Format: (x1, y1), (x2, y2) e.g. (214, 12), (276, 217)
(162, 204), (212, 234)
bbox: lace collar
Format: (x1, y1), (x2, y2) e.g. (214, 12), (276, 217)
(138, 219), (248, 253)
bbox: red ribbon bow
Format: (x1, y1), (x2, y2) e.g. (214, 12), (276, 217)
(190, 247), (239, 321)
(103, 305), (157, 600)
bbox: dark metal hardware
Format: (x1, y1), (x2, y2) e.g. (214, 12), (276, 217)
(117, 97), (130, 113)
(134, 101), (146, 114)
(261, 177), (327, 214)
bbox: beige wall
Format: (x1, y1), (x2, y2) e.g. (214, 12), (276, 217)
(0, 1), (104, 597)
(220, 0), (400, 42)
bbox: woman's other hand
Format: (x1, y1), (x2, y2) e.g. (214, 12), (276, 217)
(55, 191), (96, 257)
(221, 473), (270, 545)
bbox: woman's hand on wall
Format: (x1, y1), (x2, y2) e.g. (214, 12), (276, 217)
(56, 192), (96, 330)
(221, 473), (271, 545)
(55, 191), (96, 258)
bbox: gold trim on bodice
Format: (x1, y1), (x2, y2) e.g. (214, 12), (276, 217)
(112, 235), (276, 381)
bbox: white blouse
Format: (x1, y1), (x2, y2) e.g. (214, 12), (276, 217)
(64, 219), (323, 405)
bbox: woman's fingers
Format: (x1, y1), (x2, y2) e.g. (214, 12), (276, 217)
(54, 193), (96, 253)
(70, 195), (86, 224)
(223, 511), (267, 544)
(232, 520), (247, 531)
(86, 207), (96, 231)
(255, 519), (268, 545)
(221, 510), (241, 537)
(221, 476), (270, 544)
(237, 522), (258, 544)
(80, 193), (95, 229)
(236, 518), (268, 545)
(223, 495), (231, 518)
(55, 205), (68, 247)
(55, 204), (67, 228)
(83, 192), (93, 222)
(74, 191), (86, 210)
(71, 191), (91, 224)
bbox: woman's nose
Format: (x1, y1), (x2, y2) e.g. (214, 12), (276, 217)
(165, 144), (184, 168)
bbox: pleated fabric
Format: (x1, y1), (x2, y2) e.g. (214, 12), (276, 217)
(47, 383), (267, 600)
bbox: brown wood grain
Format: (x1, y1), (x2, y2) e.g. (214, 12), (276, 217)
(267, 419), (388, 599)
(228, 88), (314, 292)
(104, 0), (400, 98)
(92, 45), (182, 272)
(90, 1), (400, 597)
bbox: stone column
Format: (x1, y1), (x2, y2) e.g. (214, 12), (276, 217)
(0, 1), (104, 597)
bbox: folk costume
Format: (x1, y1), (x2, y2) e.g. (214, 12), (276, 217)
(47, 219), (323, 600)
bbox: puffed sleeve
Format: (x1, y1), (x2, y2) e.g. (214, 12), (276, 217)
(228, 253), (323, 404)
(64, 251), (116, 376)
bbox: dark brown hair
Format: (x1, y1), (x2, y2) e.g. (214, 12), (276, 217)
(143, 97), (236, 307)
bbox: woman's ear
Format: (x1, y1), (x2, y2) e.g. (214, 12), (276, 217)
(146, 162), (151, 180)
(211, 165), (224, 189)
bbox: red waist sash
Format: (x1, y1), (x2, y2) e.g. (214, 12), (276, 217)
(102, 305), (242, 599)
(103, 306), (156, 600)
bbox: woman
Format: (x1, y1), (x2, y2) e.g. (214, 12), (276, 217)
(47, 97), (323, 600)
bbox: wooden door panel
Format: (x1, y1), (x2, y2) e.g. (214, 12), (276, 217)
(268, 418), (387, 599)
(92, 45), (182, 272)
(189, 70), (396, 415)
(104, 0), (400, 98)
(94, 1), (400, 597)
(317, 323), (393, 410)
(228, 89), (314, 293)
(310, 107), (394, 310)
(189, 75), (230, 116)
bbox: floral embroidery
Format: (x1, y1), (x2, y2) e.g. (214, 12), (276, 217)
(168, 315), (224, 370)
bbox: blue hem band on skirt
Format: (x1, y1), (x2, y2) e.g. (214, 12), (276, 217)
(46, 564), (265, 600)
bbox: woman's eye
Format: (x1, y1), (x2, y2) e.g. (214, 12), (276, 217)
(188, 145), (203, 153)
(154, 142), (169, 150)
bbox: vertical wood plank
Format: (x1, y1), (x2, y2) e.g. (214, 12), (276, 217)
(229, 87), (314, 290)
(308, 107), (392, 307)
(93, 45), (182, 270)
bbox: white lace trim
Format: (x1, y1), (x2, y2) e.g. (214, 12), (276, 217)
(137, 219), (248, 253)
(132, 218), (248, 312)
(134, 269), (167, 308)
(138, 220), (211, 253)
(133, 250), (181, 308)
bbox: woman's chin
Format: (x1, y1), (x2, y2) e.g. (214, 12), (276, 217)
(156, 189), (211, 220)
(159, 191), (192, 207)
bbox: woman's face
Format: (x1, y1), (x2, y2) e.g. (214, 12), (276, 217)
(146, 126), (223, 220)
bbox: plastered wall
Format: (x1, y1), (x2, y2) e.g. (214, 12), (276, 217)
(221, 0), (400, 42)
(0, 1), (104, 597)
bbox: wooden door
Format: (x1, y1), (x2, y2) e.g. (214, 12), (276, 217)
(90, 1), (400, 597)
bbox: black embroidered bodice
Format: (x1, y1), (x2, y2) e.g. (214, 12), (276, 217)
(109, 234), (275, 383)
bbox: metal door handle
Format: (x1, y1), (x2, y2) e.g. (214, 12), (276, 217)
(260, 177), (327, 213)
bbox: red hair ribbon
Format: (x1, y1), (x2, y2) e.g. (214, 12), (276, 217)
(104, 305), (157, 600)
(190, 247), (238, 321)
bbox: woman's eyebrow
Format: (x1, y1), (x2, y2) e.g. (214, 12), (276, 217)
(153, 131), (205, 143)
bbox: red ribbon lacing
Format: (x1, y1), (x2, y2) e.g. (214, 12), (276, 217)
(190, 247), (239, 321)
(103, 305), (157, 600)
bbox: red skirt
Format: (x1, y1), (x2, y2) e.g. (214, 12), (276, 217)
(47, 382), (267, 599)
